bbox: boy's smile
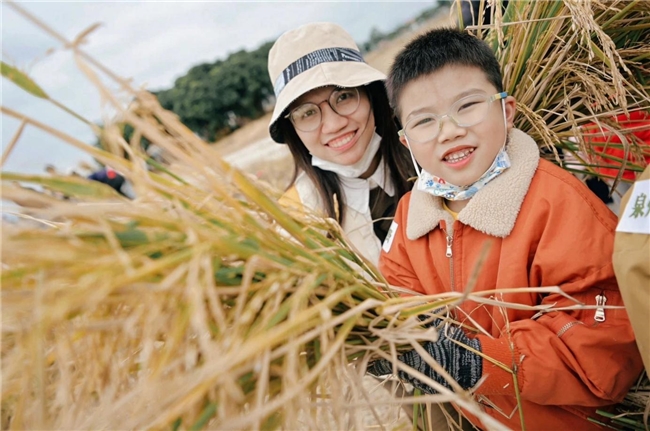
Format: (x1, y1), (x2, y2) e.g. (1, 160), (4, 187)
(441, 145), (475, 167)
(397, 64), (516, 188)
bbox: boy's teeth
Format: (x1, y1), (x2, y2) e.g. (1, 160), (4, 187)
(444, 148), (474, 162)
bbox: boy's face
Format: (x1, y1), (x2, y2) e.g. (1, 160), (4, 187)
(397, 64), (516, 187)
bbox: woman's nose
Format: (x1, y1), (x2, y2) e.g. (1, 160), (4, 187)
(320, 103), (347, 134)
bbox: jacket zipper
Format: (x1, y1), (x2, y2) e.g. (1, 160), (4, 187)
(442, 224), (455, 292)
(556, 293), (606, 337)
(594, 293), (606, 322)
(556, 321), (583, 338)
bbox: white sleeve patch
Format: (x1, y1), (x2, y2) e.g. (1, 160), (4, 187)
(617, 179), (650, 235)
(382, 221), (398, 253)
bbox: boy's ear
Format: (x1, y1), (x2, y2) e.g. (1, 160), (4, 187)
(504, 96), (517, 128)
(398, 135), (409, 148)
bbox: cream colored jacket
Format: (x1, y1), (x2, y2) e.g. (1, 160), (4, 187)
(613, 164), (650, 374)
(279, 164), (394, 267)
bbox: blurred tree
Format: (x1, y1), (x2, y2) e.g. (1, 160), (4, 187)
(155, 42), (273, 141)
(363, 26), (386, 52)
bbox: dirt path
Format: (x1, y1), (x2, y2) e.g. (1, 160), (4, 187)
(222, 137), (290, 168)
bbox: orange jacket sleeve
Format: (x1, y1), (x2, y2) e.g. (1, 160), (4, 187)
(477, 171), (643, 406)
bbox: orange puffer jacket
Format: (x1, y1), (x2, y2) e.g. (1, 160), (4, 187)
(380, 129), (644, 431)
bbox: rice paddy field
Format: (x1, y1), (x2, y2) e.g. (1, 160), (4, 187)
(2, 1), (649, 430)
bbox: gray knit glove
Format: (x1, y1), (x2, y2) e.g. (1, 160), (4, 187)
(367, 325), (482, 394)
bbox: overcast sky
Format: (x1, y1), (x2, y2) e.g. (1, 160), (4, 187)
(2, 1), (435, 175)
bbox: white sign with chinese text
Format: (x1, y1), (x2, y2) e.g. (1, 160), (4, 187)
(382, 221), (398, 253)
(617, 179), (650, 235)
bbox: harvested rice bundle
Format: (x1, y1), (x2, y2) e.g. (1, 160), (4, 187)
(3, 81), (509, 431)
(478, 0), (650, 184)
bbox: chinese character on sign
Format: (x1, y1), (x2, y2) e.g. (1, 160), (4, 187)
(618, 180), (650, 234)
(629, 193), (649, 218)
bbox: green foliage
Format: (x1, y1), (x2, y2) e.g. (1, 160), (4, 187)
(155, 42), (274, 141)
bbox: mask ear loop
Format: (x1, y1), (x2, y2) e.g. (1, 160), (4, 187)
(404, 136), (422, 177)
(500, 98), (508, 149)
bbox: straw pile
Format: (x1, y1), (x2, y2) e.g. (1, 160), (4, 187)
(2, 1), (650, 430)
(2, 4), (512, 430)
(0, 74), (469, 431)
(477, 0), (650, 185)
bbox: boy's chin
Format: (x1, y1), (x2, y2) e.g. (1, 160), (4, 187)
(448, 175), (480, 188)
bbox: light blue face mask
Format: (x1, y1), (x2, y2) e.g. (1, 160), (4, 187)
(417, 148), (511, 200)
(407, 99), (511, 201)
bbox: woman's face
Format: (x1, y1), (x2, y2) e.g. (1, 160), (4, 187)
(290, 86), (375, 166)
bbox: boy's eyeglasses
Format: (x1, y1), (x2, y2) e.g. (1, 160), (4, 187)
(398, 92), (507, 144)
(285, 87), (361, 133)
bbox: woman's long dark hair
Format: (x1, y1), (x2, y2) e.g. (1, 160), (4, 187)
(278, 81), (415, 224)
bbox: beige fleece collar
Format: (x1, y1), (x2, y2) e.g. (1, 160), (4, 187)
(406, 128), (540, 240)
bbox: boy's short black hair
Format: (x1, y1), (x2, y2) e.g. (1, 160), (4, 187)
(387, 27), (504, 120)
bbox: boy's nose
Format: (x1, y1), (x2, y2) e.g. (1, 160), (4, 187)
(320, 103), (347, 134)
(436, 116), (466, 144)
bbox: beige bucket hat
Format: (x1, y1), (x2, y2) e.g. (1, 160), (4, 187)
(267, 22), (386, 143)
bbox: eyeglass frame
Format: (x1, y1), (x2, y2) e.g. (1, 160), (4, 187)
(398, 91), (508, 143)
(284, 87), (361, 132)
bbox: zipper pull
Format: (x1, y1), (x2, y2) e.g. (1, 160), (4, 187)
(594, 293), (606, 322)
(445, 235), (453, 258)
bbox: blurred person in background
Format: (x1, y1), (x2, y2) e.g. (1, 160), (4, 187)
(44, 164), (58, 176)
(267, 22), (415, 266)
(87, 166), (133, 198)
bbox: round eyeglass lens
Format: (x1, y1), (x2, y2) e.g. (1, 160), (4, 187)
(330, 88), (360, 116)
(291, 104), (321, 132)
(453, 94), (491, 127)
(404, 93), (492, 143)
(289, 87), (360, 132)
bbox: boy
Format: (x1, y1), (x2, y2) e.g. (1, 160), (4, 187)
(369, 28), (643, 431)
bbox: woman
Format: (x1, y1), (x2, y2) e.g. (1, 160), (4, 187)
(267, 22), (414, 265)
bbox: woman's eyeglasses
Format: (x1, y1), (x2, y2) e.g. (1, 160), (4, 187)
(285, 87), (361, 133)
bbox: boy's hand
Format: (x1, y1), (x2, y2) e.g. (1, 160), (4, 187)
(367, 325), (482, 393)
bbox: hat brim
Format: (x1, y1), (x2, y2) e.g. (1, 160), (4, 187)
(269, 61), (385, 144)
